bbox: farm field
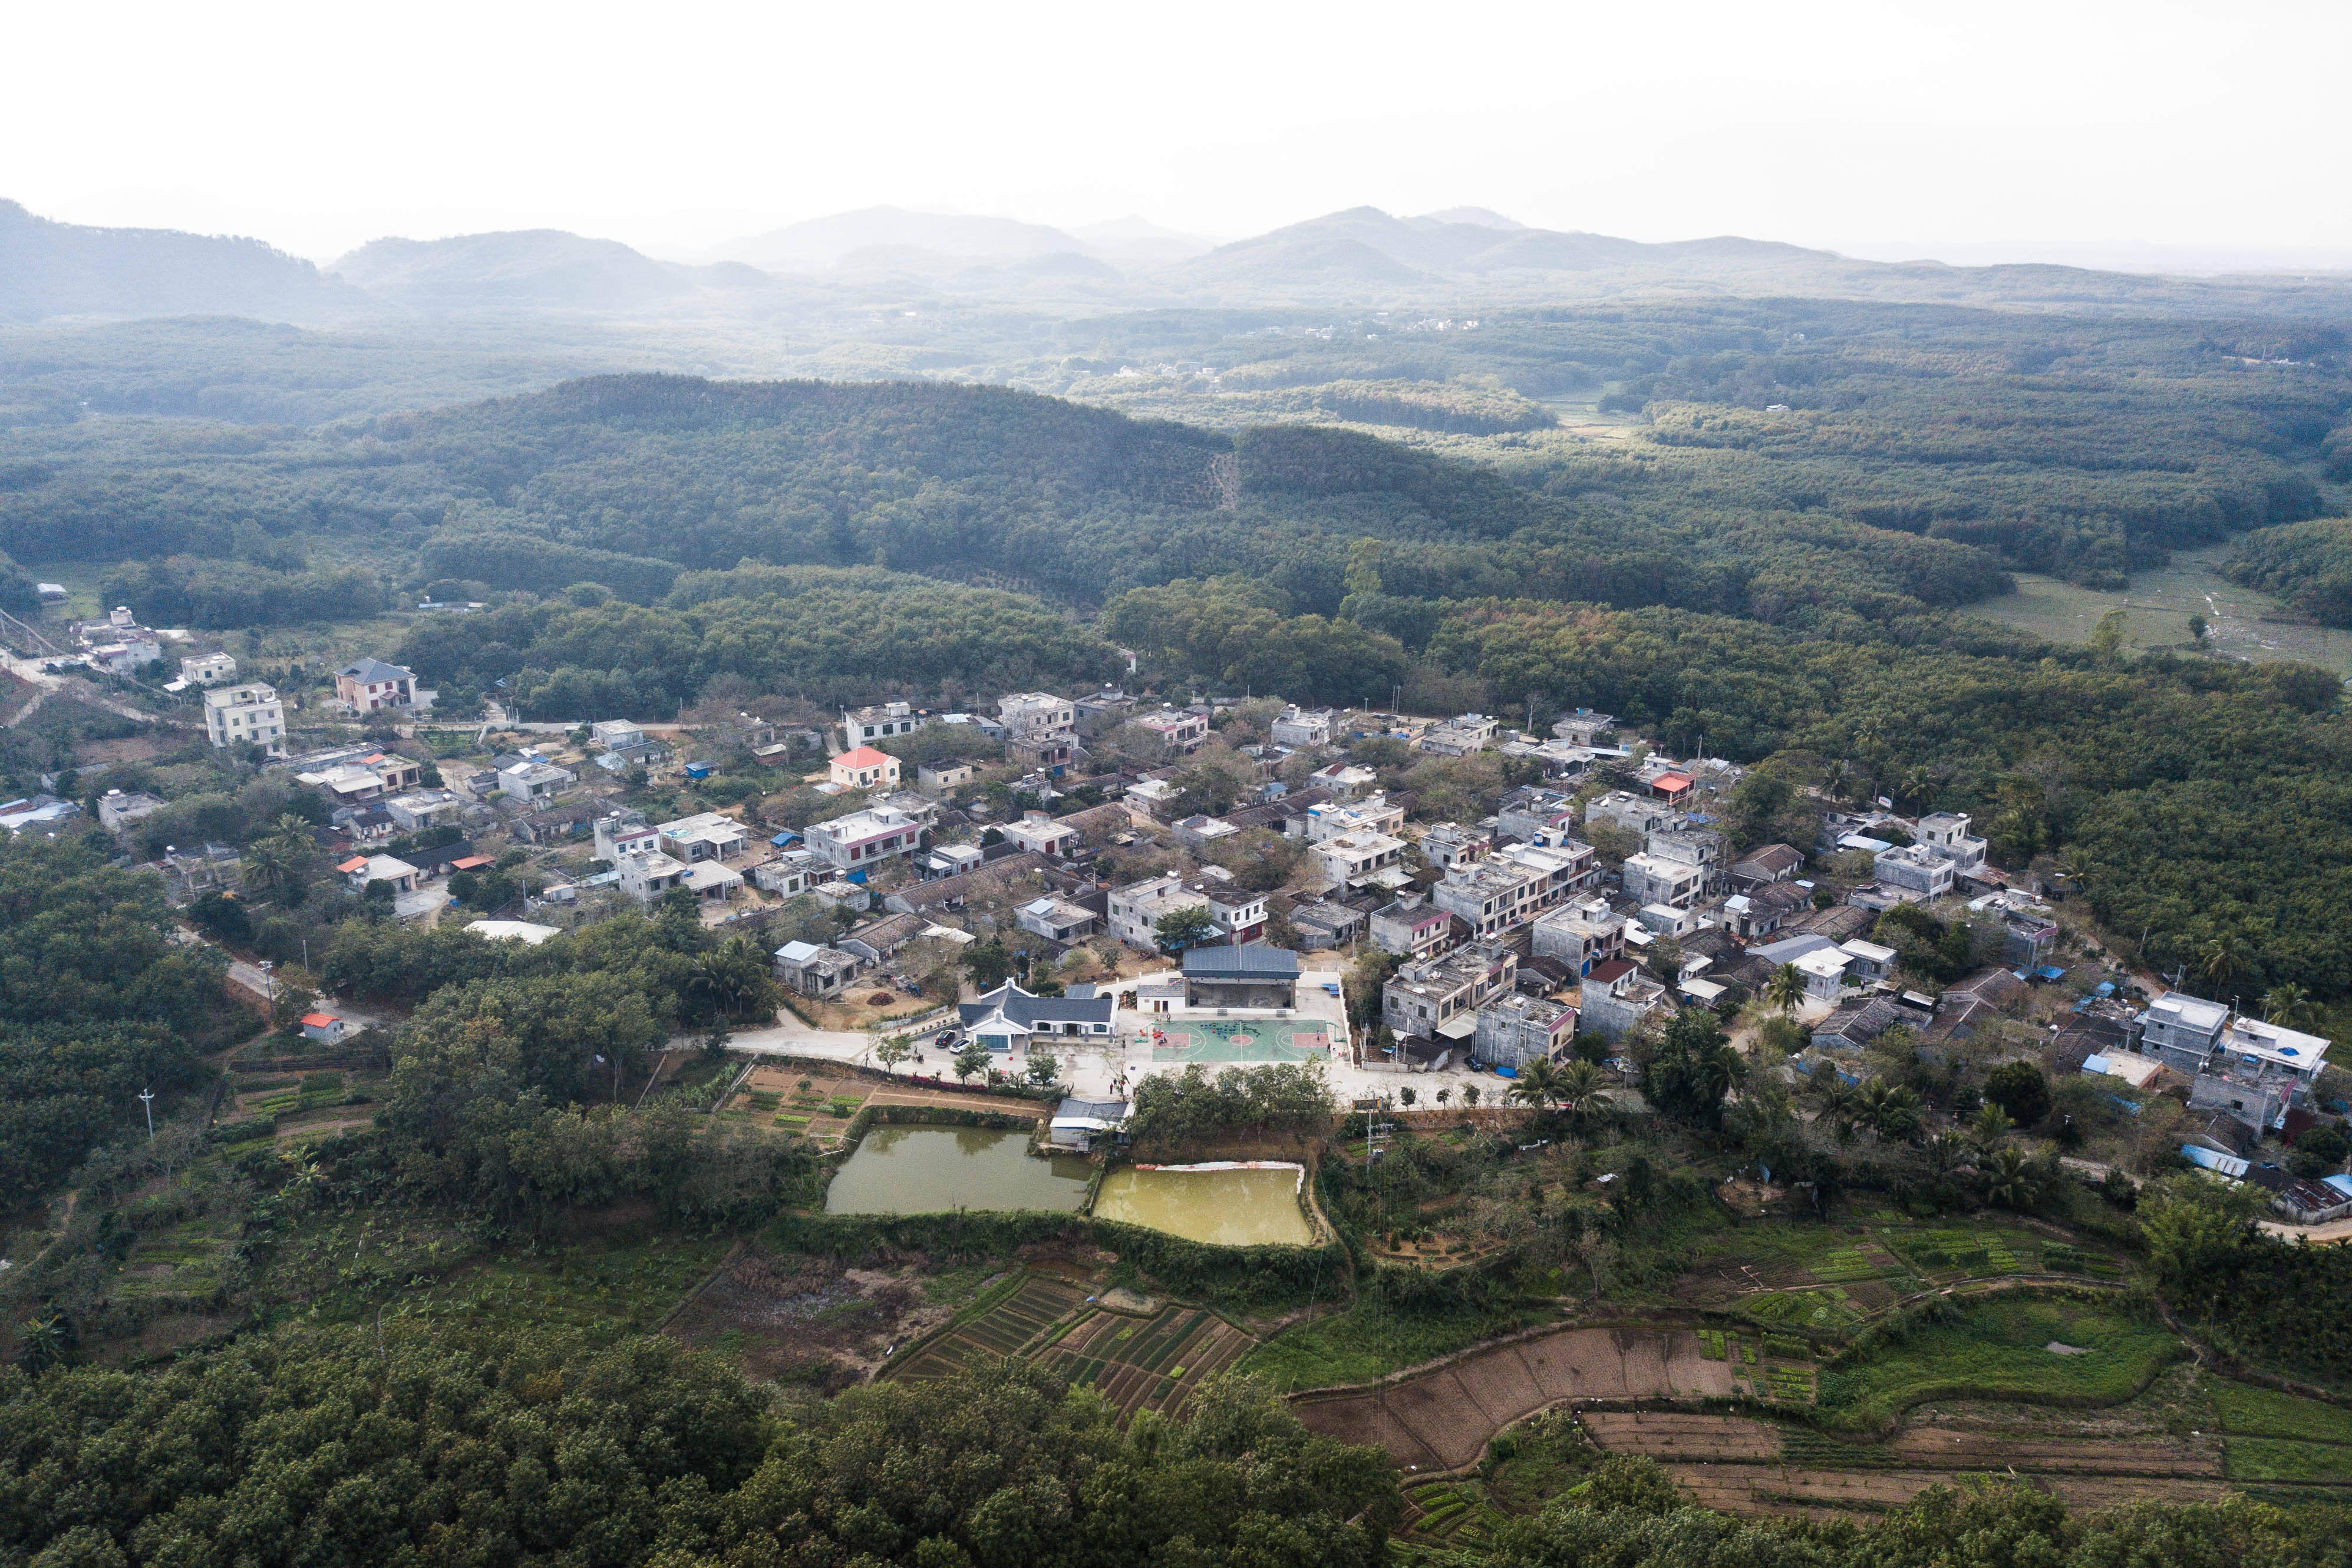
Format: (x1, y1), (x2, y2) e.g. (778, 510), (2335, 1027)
(1814, 1298), (2180, 1431)
(1968, 543), (2352, 678)
(880, 1263), (1256, 1422)
(725, 1062), (1041, 1147)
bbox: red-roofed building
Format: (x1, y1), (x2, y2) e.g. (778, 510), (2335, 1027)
(301, 1012), (349, 1044)
(829, 745), (901, 791)
(450, 854), (495, 872)
(1649, 772), (1694, 804)
(335, 856), (368, 876)
(1585, 958), (1638, 988)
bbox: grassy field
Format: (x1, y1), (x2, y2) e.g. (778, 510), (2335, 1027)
(2208, 1378), (2352, 1444)
(1815, 1298), (2181, 1431)
(1968, 544), (2352, 678)
(1235, 1297), (1548, 1392)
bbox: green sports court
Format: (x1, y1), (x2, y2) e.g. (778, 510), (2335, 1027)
(1145, 1020), (1331, 1063)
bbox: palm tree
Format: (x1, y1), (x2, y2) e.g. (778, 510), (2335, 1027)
(239, 833), (298, 895)
(1510, 1058), (1565, 1112)
(1555, 1059), (1608, 1125)
(1765, 963), (1807, 1018)
(1899, 765), (1937, 811)
(2199, 933), (2254, 997)
(1697, 1041), (1748, 1107)
(1812, 1076), (1863, 1144)
(1983, 1147), (2036, 1212)
(1861, 1078), (1922, 1144)
(1969, 1102), (2014, 1157)
(2263, 983), (2317, 1031)
(1922, 1133), (1965, 1176)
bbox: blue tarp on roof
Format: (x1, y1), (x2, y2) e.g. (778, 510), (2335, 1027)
(770, 831), (799, 846)
(2035, 965), (2067, 981)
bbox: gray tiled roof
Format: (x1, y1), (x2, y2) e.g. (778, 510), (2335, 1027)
(1181, 942), (1301, 979)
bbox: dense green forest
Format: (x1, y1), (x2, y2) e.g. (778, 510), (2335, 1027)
(2224, 516), (2352, 626)
(0, 839), (240, 1199)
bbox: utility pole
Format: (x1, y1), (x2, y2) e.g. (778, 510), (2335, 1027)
(138, 1085), (155, 1142)
(259, 959), (274, 1007)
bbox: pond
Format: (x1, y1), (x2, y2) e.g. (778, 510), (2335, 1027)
(824, 1125), (1093, 1216)
(1091, 1164), (1317, 1247)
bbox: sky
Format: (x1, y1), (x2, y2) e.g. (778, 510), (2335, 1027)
(5, 0), (2348, 268)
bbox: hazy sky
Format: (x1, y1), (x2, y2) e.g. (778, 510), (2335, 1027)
(6, 0), (2346, 265)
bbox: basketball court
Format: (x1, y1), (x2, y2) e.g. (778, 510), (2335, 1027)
(1146, 1019), (1331, 1063)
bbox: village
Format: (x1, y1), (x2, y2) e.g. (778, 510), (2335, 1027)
(8, 617), (2341, 1236)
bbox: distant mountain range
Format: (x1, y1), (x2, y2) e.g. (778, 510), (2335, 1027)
(6, 196), (2350, 324)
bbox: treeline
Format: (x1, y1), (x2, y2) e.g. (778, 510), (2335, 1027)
(390, 563), (1122, 718)
(2143, 1177), (2352, 1392)
(0, 837), (236, 1199)
(2224, 517), (2352, 627)
(99, 555), (390, 628)
(0, 1340), (1401, 1568)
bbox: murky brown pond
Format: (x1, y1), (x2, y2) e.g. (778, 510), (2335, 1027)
(824, 1126), (1092, 1215)
(1091, 1164), (1315, 1247)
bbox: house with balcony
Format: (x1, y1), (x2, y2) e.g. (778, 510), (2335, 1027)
(1584, 790), (1669, 838)
(1551, 709), (1615, 745)
(1135, 707), (1210, 754)
(804, 805), (925, 876)
(616, 851), (692, 903)
(1383, 942), (1518, 1046)
(840, 701), (929, 751)
(657, 811), (747, 864)
(1495, 787), (1583, 849)
(334, 658), (434, 715)
(1915, 812), (1989, 873)
(1003, 810), (1083, 858)
(203, 682), (286, 756)
(829, 746), (901, 791)
(772, 940), (871, 998)
(1018, 896), (1099, 944)
(999, 691), (1077, 772)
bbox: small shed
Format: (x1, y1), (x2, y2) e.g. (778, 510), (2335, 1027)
(301, 1012), (349, 1044)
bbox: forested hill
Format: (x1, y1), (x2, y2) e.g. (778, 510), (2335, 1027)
(2, 372), (2013, 633)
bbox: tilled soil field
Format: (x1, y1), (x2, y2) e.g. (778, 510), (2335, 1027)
(1293, 1327), (1736, 1471)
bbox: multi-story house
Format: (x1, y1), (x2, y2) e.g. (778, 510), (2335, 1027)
(1621, 851), (1706, 910)
(1298, 793), (1406, 843)
(803, 804), (925, 876)
(1531, 897), (1627, 976)
(1584, 790), (1670, 838)
(1417, 821), (1491, 870)
(1873, 843), (1956, 900)
(1001, 690), (1077, 772)
(1311, 830), (1406, 887)
(1108, 874), (1267, 949)
(1644, 828), (1728, 893)
(203, 682), (286, 755)
(1383, 942), (1519, 1041)
(1270, 705), (1339, 748)
(1430, 841), (1590, 940)
(1473, 993), (1577, 1072)
(1578, 958), (1668, 1043)
(179, 651), (237, 686)
(840, 701), (928, 751)
(1414, 712), (1500, 756)
(1495, 787), (1582, 849)
(657, 811), (747, 864)
(1370, 896), (1454, 959)
(334, 658), (433, 715)
(1134, 707), (1209, 754)
(1915, 812), (1989, 873)
(2189, 1015), (2333, 1131)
